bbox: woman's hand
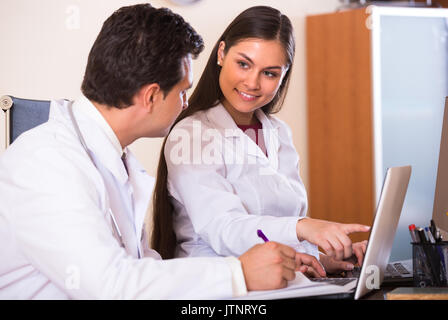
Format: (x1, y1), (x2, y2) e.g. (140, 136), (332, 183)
(296, 218), (370, 261)
(319, 240), (368, 274)
(350, 240), (368, 266)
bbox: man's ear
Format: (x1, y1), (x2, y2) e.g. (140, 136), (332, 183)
(140, 83), (161, 113)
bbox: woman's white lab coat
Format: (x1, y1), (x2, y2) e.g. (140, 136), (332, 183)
(165, 103), (318, 258)
(0, 97), (238, 299)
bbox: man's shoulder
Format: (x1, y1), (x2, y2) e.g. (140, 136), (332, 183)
(7, 119), (76, 151)
(0, 120), (87, 171)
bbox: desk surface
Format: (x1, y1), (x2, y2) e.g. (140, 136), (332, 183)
(363, 287), (395, 300)
(359, 276), (415, 300)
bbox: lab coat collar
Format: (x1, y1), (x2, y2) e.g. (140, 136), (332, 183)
(203, 102), (240, 138)
(204, 102), (281, 133)
(49, 98), (154, 256)
(74, 95), (124, 157)
(68, 97), (154, 233)
(50, 96), (128, 186)
(72, 96), (130, 185)
(255, 108), (280, 167)
(204, 103), (280, 168)
(125, 151), (155, 240)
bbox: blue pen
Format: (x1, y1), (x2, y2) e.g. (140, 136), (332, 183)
(257, 229), (270, 242)
(427, 225), (447, 272)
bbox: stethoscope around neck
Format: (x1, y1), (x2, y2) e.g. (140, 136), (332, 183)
(67, 102), (140, 257)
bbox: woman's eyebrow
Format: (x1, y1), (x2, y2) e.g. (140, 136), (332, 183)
(237, 52), (283, 70)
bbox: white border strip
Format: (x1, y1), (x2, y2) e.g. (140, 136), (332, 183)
(371, 5), (448, 18)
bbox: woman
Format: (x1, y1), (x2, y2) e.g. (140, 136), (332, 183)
(152, 6), (368, 275)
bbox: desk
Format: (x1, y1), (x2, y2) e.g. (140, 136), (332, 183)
(363, 285), (401, 300)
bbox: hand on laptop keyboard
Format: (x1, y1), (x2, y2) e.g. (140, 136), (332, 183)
(319, 253), (358, 274)
(308, 266), (361, 286)
(296, 218), (370, 261)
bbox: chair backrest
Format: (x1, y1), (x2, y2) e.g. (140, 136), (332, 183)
(1, 96), (51, 147)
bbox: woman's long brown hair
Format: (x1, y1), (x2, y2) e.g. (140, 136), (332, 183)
(151, 6), (296, 259)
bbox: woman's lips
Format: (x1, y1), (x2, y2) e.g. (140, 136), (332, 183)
(235, 88), (259, 101)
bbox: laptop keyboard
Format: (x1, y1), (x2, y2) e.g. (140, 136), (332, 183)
(385, 262), (412, 278)
(308, 266), (361, 286)
(309, 261), (412, 285)
(308, 259), (413, 286)
(345, 266), (361, 278)
(309, 277), (357, 286)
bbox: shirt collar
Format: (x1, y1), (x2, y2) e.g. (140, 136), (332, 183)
(205, 102), (280, 136)
(73, 95), (125, 158)
(203, 102), (280, 168)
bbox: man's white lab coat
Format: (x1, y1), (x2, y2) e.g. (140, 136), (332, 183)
(0, 96), (243, 299)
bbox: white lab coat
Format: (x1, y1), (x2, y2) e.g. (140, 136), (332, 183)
(165, 103), (319, 258)
(0, 97), (238, 299)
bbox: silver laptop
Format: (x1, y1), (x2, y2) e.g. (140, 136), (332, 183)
(352, 165), (411, 299)
(240, 165), (412, 300)
(310, 165), (412, 299)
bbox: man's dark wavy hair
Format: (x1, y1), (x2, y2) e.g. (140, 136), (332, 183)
(81, 4), (204, 108)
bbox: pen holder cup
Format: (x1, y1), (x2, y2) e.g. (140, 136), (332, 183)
(412, 242), (448, 288)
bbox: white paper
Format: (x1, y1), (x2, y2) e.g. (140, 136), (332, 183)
(234, 272), (356, 300)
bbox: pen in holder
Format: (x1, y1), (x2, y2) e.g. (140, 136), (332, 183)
(412, 242), (448, 287)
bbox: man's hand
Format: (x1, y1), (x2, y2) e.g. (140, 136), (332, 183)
(238, 242), (296, 291)
(295, 252), (326, 278)
(296, 218), (370, 261)
(319, 253), (356, 274)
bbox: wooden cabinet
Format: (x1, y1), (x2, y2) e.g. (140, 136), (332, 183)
(306, 8), (373, 244)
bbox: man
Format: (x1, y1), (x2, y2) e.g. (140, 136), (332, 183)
(0, 4), (324, 299)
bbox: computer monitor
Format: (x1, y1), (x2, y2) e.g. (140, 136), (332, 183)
(432, 97), (448, 236)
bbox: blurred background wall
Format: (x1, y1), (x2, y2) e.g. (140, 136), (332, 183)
(0, 0), (341, 190)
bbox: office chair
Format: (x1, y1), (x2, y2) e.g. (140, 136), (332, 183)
(0, 96), (51, 148)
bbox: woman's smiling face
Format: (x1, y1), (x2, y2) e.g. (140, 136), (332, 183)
(217, 38), (288, 124)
